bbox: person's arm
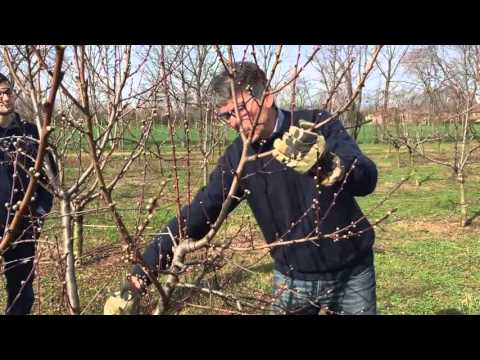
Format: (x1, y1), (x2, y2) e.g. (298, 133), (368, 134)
(130, 150), (242, 288)
(272, 111), (377, 195)
(317, 112), (378, 196)
(22, 123), (56, 217)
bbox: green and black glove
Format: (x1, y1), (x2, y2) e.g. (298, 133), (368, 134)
(272, 120), (345, 186)
(104, 279), (142, 315)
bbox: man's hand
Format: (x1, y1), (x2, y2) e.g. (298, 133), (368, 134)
(273, 120), (325, 174)
(104, 278), (143, 315)
(272, 120), (344, 185)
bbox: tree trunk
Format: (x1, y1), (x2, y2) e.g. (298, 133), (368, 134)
(409, 150), (419, 186)
(203, 158), (208, 187)
(457, 173), (468, 227)
(353, 111), (362, 141)
(61, 197), (81, 314)
(73, 205), (85, 266)
(113, 121), (119, 151)
(203, 112), (209, 186)
(156, 143), (164, 176)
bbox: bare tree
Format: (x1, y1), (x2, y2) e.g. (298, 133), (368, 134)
(1, 45), (164, 313)
(401, 45), (480, 226)
(312, 45), (373, 139)
(375, 45), (410, 141)
(0, 45), (64, 313)
(2, 45), (394, 315)
(128, 45), (386, 314)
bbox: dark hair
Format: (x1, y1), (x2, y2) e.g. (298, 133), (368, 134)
(0, 73), (11, 85)
(210, 61), (267, 108)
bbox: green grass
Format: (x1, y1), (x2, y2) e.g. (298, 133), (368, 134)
(1, 141), (480, 315)
(50, 125), (238, 152)
(358, 144), (480, 314)
(49, 123), (480, 153)
(375, 231), (480, 314)
(356, 123), (480, 145)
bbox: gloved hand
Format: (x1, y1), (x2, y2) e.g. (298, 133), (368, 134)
(273, 120), (344, 185)
(104, 279), (142, 315)
(314, 150), (345, 186)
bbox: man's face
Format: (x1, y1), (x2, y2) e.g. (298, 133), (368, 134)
(0, 81), (14, 115)
(216, 91), (274, 143)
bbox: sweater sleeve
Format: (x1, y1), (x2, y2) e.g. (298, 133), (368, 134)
(24, 123), (55, 217)
(317, 111), (378, 196)
(132, 148), (242, 280)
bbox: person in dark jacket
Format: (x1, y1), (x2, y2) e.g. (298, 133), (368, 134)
(0, 73), (55, 315)
(104, 62), (378, 315)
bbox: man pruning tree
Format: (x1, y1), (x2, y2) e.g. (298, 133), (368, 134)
(105, 61), (378, 315)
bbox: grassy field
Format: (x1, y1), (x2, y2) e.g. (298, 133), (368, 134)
(1, 140), (479, 315)
(357, 144), (480, 315)
(49, 122), (480, 152)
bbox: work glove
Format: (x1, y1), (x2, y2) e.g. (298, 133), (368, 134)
(272, 120), (344, 185)
(104, 279), (142, 315)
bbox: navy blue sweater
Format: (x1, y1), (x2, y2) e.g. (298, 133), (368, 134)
(133, 110), (377, 281)
(0, 113), (54, 232)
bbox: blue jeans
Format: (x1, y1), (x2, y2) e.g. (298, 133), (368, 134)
(2, 230), (36, 315)
(271, 265), (377, 315)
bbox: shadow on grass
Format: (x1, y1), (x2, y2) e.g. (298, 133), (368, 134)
(162, 260), (274, 314)
(435, 308), (465, 315)
(249, 262), (274, 274)
(465, 210), (480, 227)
